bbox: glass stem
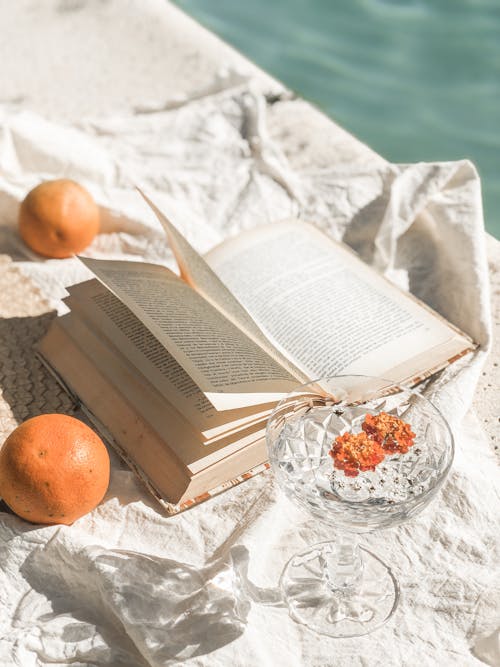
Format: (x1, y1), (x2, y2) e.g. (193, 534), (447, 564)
(323, 533), (363, 593)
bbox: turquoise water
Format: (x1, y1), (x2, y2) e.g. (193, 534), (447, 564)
(174, 0), (499, 238)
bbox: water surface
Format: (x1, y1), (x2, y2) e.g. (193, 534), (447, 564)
(175, 0), (499, 238)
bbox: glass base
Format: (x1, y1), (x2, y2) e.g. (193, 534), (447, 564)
(280, 542), (399, 638)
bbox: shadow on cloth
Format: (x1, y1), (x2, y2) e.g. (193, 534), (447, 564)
(0, 313), (76, 435)
(0, 226), (31, 261)
(20, 537), (281, 664)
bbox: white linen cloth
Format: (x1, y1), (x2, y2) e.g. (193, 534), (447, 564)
(0, 76), (498, 667)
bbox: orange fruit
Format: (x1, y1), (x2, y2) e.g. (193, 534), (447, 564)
(0, 414), (110, 525)
(18, 179), (99, 258)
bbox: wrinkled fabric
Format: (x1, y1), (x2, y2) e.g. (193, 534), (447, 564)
(0, 78), (498, 667)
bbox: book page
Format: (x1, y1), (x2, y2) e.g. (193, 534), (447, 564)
(205, 220), (473, 382)
(78, 257), (299, 410)
(66, 280), (274, 441)
(138, 190), (308, 384)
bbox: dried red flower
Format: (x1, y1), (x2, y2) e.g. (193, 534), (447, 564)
(362, 412), (416, 454)
(329, 431), (386, 478)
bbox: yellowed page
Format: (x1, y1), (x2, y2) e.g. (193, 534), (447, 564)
(78, 257), (299, 410)
(66, 280), (274, 441)
(205, 220), (473, 383)
(138, 189), (308, 384)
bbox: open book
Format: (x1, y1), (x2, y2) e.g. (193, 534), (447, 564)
(37, 193), (475, 513)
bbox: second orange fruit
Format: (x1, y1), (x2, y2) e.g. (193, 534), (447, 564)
(0, 414), (110, 525)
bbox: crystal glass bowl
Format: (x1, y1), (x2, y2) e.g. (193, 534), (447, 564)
(266, 375), (454, 637)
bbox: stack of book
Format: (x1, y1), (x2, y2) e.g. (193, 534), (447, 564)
(38, 193), (474, 513)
